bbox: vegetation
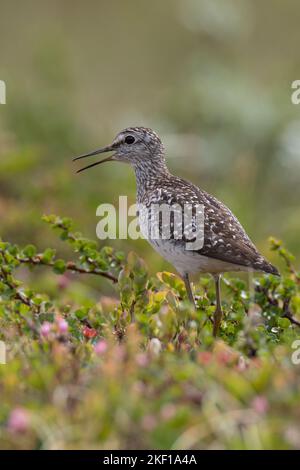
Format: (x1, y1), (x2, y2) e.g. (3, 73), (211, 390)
(0, 215), (299, 449)
(1, 0), (300, 450)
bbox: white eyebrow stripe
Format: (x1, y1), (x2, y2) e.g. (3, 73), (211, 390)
(113, 134), (125, 145)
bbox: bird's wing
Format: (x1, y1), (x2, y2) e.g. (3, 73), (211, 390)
(148, 177), (278, 275)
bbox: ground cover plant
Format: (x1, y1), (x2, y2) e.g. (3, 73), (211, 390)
(0, 215), (299, 449)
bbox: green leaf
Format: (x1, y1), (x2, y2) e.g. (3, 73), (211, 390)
(23, 244), (37, 258)
(62, 217), (73, 229)
(53, 259), (66, 274)
(41, 248), (56, 264)
(278, 317), (291, 329)
(75, 308), (88, 320)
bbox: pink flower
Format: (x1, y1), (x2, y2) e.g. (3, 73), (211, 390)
(94, 340), (107, 355)
(40, 321), (52, 337)
(8, 408), (29, 433)
(57, 318), (68, 334)
(252, 395), (269, 414)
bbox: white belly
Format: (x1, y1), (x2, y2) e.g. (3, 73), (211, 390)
(138, 206), (250, 276)
(149, 238), (251, 276)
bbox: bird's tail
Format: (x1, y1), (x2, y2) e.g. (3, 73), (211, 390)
(258, 259), (280, 276)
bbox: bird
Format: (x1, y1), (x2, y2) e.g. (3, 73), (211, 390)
(73, 127), (279, 336)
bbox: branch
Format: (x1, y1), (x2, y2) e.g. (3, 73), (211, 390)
(17, 255), (118, 283)
(282, 298), (300, 327)
(0, 266), (41, 315)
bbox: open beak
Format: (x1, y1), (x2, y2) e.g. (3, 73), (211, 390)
(73, 144), (115, 173)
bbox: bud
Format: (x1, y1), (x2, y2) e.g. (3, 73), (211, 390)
(83, 326), (97, 339)
(40, 321), (52, 337)
(57, 318), (68, 334)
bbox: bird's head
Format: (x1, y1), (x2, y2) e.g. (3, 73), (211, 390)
(74, 127), (165, 173)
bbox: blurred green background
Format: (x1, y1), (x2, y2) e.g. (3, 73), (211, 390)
(0, 0), (299, 286)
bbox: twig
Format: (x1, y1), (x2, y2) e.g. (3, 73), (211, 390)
(0, 266), (41, 316)
(282, 298), (300, 327)
(283, 313), (300, 327)
(17, 255), (118, 283)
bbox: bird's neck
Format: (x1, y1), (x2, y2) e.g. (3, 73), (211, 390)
(133, 158), (171, 202)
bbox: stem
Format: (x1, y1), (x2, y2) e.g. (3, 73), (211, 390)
(282, 298), (300, 327)
(0, 266), (41, 315)
(283, 313), (300, 327)
(17, 255), (118, 283)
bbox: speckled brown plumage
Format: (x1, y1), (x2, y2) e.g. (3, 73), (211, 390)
(139, 174), (278, 275)
(119, 127), (278, 276)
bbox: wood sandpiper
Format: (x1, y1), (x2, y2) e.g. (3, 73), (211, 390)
(74, 127), (279, 336)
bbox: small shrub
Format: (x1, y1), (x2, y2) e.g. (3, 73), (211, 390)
(0, 216), (299, 449)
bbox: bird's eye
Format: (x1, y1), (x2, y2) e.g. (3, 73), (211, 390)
(125, 135), (135, 145)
